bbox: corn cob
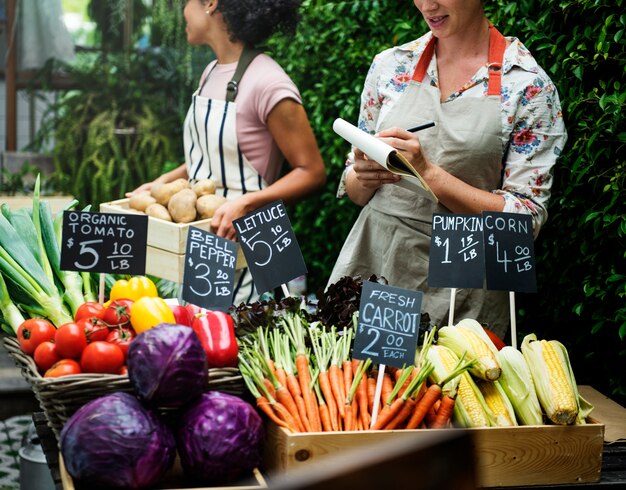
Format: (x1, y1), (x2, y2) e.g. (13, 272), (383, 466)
(497, 346), (544, 425)
(521, 334), (580, 425)
(476, 379), (518, 427)
(426, 345), (495, 428)
(437, 325), (502, 381)
(455, 318), (500, 356)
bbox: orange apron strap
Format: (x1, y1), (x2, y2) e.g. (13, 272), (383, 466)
(487, 24), (507, 96)
(411, 35), (436, 82)
(411, 25), (507, 95)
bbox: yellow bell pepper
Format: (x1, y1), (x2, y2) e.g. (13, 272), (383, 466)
(130, 296), (176, 334)
(110, 276), (158, 302)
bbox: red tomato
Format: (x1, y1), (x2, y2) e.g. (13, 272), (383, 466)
(74, 302), (105, 322)
(101, 298), (134, 327)
(33, 341), (62, 373)
(80, 341), (125, 374)
(44, 359), (81, 378)
(77, 317), (110, 343)
(170, 305), (192, 327)
(17, 319), (56, 355)
(54, 323), (88, 359)
(105, 327), (135, 360)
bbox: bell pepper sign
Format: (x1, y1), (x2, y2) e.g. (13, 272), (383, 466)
(191, 311), (238, 368)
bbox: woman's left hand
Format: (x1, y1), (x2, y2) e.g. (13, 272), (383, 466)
(376, 127), (429, 174)
(209, 196), (251, 242)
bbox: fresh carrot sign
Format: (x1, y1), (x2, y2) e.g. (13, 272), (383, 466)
(353, 281), (423, 369)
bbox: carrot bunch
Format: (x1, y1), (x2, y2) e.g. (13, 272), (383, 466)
(238, 311), (473, 432)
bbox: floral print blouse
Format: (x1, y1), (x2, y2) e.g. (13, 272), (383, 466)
(339, 32), (567, 235)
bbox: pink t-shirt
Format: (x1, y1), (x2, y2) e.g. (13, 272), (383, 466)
(198, 54), (302, 184)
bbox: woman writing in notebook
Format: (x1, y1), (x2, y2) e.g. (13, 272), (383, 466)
(131, 0), (326, 304)
(329, 0), (567, 340)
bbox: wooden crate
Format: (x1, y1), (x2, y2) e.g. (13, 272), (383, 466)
(263, 411), (605, 488)
(100, 198), (246, 282)
(59, 454), (267, 490)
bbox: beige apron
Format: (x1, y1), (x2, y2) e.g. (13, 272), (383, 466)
(329, 26), (510, 337)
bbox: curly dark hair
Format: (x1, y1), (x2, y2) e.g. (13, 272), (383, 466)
(213, 0), (302, 46)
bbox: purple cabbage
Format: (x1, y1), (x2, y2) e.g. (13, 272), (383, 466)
(127, 323), (207, 409)
(176, 391), (264, 485)
(60, 392), (176, 489)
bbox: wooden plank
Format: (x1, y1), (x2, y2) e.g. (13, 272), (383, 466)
(263, 419), (605, 488)
(0, 195), (75, 215)
(579, 384), (626, 443)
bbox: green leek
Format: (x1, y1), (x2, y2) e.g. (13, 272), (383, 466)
(0, 271), (25, 334)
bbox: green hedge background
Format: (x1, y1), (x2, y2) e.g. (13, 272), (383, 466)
(267, 0), (625, 405)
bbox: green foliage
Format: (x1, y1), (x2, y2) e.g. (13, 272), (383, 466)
(32, 49), (185, 207)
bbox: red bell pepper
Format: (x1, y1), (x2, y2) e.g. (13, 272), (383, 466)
(191, 311), (238, 368)
(170, 305), (193, 327)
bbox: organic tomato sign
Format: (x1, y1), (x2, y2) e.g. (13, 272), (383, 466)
(60, 211), (148, 275)
(182, 226), (237, 311)
(482, 211), (536, 293)
(353, 281), (423, 369)
(233, 200), (307, 295)
(428, 213), (484, 288)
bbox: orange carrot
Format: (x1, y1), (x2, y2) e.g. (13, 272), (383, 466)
(319, 370), (339, 431)
(286, 374), (311, 432)
(425, 398), (440, 427)
(275, 386), (305, 432)
(329, 363), (345, 418)
(318, 400), (333, 432)
(256, 396), (290, 430)
(273, 400), (302, 433)
(343, 360), (353, 404)
(431, 394), (456, 429)
(356, 368), (370, 429)
(262, 378), (276, 401)
(383, 397), (416, 430)
(372, 397), (405, 430)
(405, 383), (443, 429)
(381, 372), (394, 406)
(367, 376), (377, 414)
(275, 367), (288, 389)
(296, 354), (319, 431)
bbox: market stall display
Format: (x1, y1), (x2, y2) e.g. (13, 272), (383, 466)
(0, 190), (621, 489)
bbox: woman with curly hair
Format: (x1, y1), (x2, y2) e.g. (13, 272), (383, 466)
(132, 0), (326, 304)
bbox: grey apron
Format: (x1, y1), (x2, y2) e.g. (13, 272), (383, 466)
(329, 26), (510, 337)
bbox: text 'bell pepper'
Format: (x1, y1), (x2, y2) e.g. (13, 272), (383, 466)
(191, 311), (238, 368)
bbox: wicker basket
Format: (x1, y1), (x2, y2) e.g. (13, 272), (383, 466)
(3, 336), (245, 439)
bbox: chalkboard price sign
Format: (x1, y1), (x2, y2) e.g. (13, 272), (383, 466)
(353, 281), (423, 369)
(60, 211), (148, 275)
(181, 226), (237, 311)
(428, 213), (484, 288)
(482, 211), (536, 293)
(233, 200), (307, 295)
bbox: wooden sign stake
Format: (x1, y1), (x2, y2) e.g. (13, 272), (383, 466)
(448, 287), (457, 326)
(281, 283), (291, 299)
(370, 364), (386, 428)
(98, 273), (105, 304)
(509, 291), (517, 349)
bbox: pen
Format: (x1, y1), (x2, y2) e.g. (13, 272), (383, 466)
(407, 121), (435, 132)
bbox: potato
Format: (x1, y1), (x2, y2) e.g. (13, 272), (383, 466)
(150, 178), (190, 206)
(168, 188), (198, 223)
(128, 191), (156, 212)
(192, 178), (217, 197)
(196, 194), (227, 220)
(145, 203), (172, 222)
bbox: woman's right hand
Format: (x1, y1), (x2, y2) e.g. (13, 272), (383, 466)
(125, 182), (153, 197)
(351, 147), (400, 189)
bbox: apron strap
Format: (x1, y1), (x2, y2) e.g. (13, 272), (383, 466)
(411, 25), (507, 96)
(226, 47), (262, 103)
